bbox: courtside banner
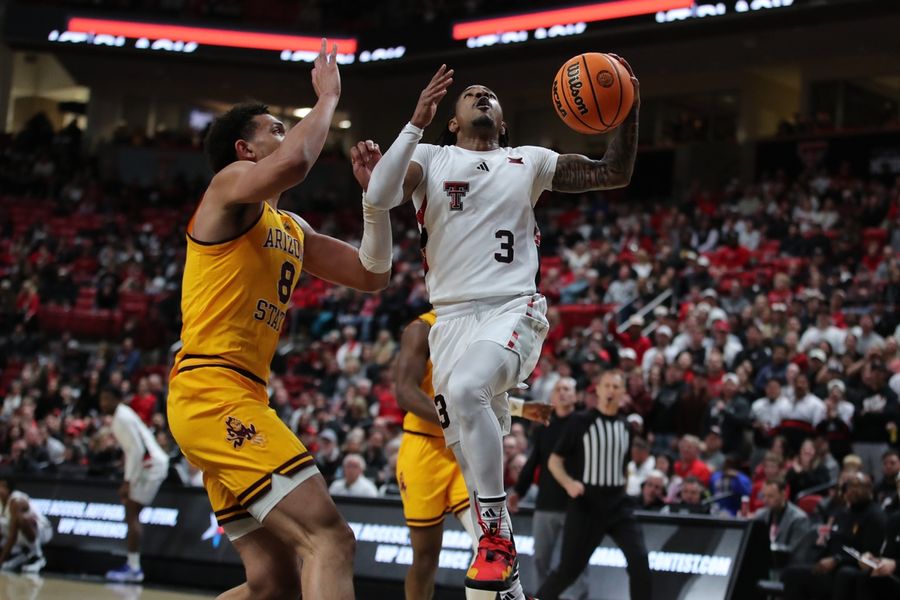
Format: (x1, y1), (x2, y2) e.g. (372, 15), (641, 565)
(19, 478), (764, 598)
(19, 478), (242, 565)
(336, 497), (765, 599)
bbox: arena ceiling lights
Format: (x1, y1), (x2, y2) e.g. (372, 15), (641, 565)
(452, 0), (693, 47)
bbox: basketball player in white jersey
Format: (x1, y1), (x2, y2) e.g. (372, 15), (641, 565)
(357, 61), (639, 593)
(101, 386), (170, 583)
(0, 476), (52, 574)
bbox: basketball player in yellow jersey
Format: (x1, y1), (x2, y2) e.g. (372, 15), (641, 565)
(167, 40), (399, 600)
(395, 311), (551, 600)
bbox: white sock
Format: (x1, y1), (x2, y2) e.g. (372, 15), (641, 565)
(502, 567), (527, 600)
(477, 494), (511, 539)
(22, 535), (41, 557)
(465, 587), (497, 600)
(127, 552), (141, 571)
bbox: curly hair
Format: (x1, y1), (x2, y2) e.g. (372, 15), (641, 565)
(203, 102), (270, 173)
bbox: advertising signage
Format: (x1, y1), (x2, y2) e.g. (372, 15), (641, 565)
(19, 478), (765, 599)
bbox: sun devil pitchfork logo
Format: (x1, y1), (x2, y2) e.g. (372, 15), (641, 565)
(225, 416), (266, 449)
(444, 181), (469, 211)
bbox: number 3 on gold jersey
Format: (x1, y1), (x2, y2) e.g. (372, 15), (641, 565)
(278, 261), (297, 303)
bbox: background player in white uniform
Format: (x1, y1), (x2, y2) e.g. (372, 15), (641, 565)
(359, 62), (640, 592)
(101, 386), (170, 583)
(0, 476), (52, 574)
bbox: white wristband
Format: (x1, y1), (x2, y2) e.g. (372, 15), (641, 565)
(509, 397), (524, 417)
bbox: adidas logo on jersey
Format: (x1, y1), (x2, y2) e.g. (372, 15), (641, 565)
(476, 161), (490, 172)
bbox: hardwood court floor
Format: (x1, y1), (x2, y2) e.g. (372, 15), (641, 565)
(0, 573), (214, 600)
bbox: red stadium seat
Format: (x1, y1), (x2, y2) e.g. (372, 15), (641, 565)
(796, 494), (822, 516)
(862, 228), (888, 246)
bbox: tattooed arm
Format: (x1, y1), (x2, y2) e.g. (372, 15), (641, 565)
(551, 55), (640, 193)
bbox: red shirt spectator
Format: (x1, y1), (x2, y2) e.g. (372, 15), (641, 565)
(612, 315), (653, 362)
(675, 435), (712, 486)
(675, 457), (711, 487)
(129, 392), (156, 425)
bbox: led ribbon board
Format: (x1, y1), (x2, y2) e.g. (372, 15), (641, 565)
(54, 17), (358, 63)
(453, 0), (694, 42)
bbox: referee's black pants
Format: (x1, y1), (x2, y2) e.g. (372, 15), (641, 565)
(537, 488), (651, 600)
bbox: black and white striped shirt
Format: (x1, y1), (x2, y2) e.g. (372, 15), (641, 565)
(554, 410), (631, 488)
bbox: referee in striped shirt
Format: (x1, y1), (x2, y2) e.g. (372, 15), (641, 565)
(538, 370), (651, 600)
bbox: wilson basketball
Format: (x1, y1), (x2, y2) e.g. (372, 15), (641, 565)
(552, 53), (634, 134)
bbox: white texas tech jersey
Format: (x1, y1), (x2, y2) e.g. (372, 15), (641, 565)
(410, 144), (558, 305)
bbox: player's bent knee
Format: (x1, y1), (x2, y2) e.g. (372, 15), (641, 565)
(447, 373), (492, 418)
(246, 575), (300, 600)
(303, 518), (355, 563)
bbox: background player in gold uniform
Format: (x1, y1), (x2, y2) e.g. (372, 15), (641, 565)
(395, 311), (551, 600)
(167, 40), (392, 600)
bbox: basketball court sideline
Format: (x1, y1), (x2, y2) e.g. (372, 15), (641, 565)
(0, 573), (213, 600)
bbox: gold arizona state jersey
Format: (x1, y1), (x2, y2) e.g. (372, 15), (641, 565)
(176, 203), (304, 384)
(401, 311), (444, 438)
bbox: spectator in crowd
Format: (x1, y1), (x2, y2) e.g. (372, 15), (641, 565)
(754, 478), (812, 560)
(852, 314), (885, 356)
(626, 436), (656, 496)
(857, 508), (900, 597)
(876, 450), (900, 505)
(648, 364), (687, 454)
(315, 429), (343, 483)
(701, 427), (726, 472)
(817, 379), (855, 463)
(663, 476), (710, 515)
(751, 378), (791, 464)
(641, 325), (672, 375)
(780, 373), (826, 454)
(328, 453), (378, 498)
(755, 343), (790, 393)
(814, 434), (841, 482)
(800, 311), (846, 356)
(614, 316), (652, 363)
(750, 452), (789, 513)
(638, 470), (668, 511)
(604, 265), (638, 307)
(704, 372), (752, 457)
(783, 473), (886, 600)
(852, 362), (899, 477)
(786, 438), (832, 502)
(674, 436), (712, 487)
(709, 455), (752, 515)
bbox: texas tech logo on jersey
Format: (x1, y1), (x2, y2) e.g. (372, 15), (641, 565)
(443, 181), (469, 211)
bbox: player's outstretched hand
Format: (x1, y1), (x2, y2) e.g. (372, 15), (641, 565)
(522, 402), (552, 425)
(608, 53), (639, 108)
(311, 38), (341, 100)
(410, 64), (454, 130)
(351, 140), (382, 191)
